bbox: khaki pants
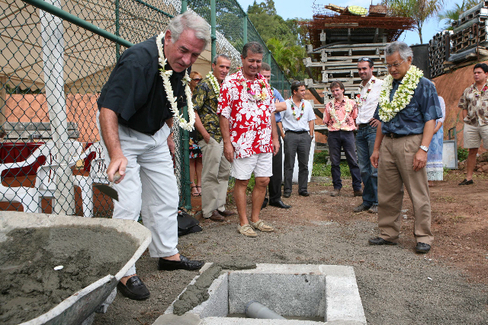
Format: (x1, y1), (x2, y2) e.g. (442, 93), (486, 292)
(377, 134), (433, 245)
(199, 138), (231, 218)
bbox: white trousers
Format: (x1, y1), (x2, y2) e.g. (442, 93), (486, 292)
(98, 115), (179, 276)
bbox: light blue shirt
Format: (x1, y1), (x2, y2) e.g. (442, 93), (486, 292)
(281, 98), (316, 132)
(273, 88), (284, 123)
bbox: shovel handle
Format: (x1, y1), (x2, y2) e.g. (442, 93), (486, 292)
(113, 172), (122, 183)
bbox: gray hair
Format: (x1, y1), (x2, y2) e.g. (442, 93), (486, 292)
(213, 53), (230, 65)
(385, 41), (413, 61)
(261, 62), (271, 71)
(168, 11), (210, 49)
(242, 42), (264, 58)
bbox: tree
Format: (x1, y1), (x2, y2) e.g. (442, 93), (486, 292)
(246, 0), (308, 80)
(266, 38), (307, 80)
(382, 0), (444, 43)
(438, 0), (479, 30)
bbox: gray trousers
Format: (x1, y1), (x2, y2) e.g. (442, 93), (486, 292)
(198, 138), (231, 218)
(283, 131), (312, 194)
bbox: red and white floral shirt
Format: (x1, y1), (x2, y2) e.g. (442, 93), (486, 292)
(323, 97), (358, 132)
(217, 69), (275, 159)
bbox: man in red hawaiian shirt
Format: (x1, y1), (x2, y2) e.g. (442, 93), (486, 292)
(218, 42), (280, 237)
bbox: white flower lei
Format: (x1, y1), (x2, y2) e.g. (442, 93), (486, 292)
(330, 97), (353, 126)
(378, 65), (423, 122)
(156, 31), (195, 131)
(206, 71), (220, 95)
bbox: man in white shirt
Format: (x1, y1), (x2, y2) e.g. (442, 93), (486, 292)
(354, 57), (383, 214)
(281, 81), (316, 197)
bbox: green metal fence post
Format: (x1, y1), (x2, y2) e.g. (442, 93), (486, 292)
(178, 0), (191, 209)
(243, 14), (248, 45)
(115, 0), (120, 59)
(211, 0), (216, 62)
(22, 0), (133, 48)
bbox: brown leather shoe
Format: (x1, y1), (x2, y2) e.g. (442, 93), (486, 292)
(218, 209), (236, 217)
(208, 210), (225, 222)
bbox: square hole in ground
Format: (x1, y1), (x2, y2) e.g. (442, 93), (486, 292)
(160, 264), (366, 325)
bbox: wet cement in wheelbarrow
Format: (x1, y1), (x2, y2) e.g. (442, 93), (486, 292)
(0, 225), (137, 325)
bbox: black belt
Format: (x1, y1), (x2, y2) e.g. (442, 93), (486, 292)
(384, 133), (419, 138)
(358, 123), (370, 128)
(286, 130), (308, 134)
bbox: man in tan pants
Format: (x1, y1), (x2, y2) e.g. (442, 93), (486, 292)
(193, 54), (235, 222)
(369, 42), (442, 254)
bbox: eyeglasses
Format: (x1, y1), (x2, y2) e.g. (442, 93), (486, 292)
(193, 78), (202, 82)
(386, 60), (405, 69)
(358, 57), (372, 63)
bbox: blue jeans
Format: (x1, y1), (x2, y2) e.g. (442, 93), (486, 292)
(327, 130), (362, 191)
(355, 124), (378, 207)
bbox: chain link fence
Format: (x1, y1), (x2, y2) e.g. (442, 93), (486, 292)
(0, 0), (290, 218)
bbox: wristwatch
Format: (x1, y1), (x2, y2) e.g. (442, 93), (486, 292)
(420, 145), (429, 152)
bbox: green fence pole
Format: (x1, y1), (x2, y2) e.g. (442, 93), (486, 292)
(22, 0), (133, 48)
(211, 0), (216, 62)
(243, 14), (248, 45)
(115, 0), (121, 59)
(179, 0), (190, 209)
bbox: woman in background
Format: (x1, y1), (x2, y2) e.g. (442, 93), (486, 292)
(426, 80), (446, 186)
(189, 71), (203, 196)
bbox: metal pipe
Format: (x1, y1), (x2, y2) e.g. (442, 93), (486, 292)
(243, 14), (248, 45)
(211, 0), (216, 62)
(245, 301), (285, 320)
(181, 0), (187, 13)
(22, 0), (133, 48)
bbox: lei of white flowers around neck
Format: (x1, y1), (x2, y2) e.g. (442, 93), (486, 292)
(287, 97), (305, 120)
(206, 71), (220, 95)
(156, 31), (195, 131)
(378, 65), (423, 122)
(356, 77), (376, 108)
(330, 97), (353, 126)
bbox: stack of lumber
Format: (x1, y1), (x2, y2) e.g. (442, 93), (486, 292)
(303, 43), (388, 101)
(429, 30), (452, 78)
(449, 1), (488, 61)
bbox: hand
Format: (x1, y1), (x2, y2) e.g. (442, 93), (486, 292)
(107, 155), (127, 184)
(369, 118), (380, 128)
(167, 135), (175, 155)
(223, 142), (234, 163)
(370, 149), (380, 169)
(203, 132), (211, 144)
(273, 138), (280, 156)
(413, 149), (428, 171)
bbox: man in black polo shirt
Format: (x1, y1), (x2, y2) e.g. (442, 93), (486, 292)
(97, 11), (210, 300)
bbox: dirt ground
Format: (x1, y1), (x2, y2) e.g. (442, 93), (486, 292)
(93, 169), (488, 325)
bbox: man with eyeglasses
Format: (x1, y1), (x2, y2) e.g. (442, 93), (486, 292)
(353, 57), (383, 214)
(368, 42), (442, 254)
